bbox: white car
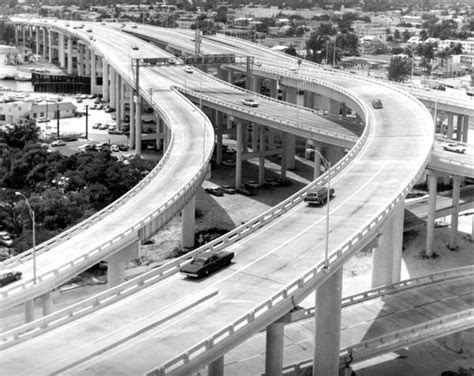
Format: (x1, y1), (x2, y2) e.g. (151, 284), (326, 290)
(51, 140), (66, 147)
(444, 143), (466, 154)
(184, 66), (193, 74)
(110, 144), (119, 152)
(242, 98), (259, 107)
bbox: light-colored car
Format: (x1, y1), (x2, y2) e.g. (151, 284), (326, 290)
(51, 140), (66, 147)
(242, 98), (259, 107)
(184, 66), (193, 74)
(110, 144), (119, 152)
(371, 99), (383, 109)
(444, 143), (466, 154)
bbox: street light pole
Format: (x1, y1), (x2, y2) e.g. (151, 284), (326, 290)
(312, 150), (331, 269)
(15, 192), (36, 284)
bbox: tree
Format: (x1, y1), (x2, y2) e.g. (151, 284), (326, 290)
(337, 33), (359, 56)
(402, 29), (411, 42)
(419, 29), (428, 41)
(387, 56), (412, 82)
(393, 29), (401, 40)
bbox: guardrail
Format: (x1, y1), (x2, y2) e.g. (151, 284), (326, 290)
(179, 72), (361, 144)
(281, 308), (474, 376)
(300, 265), (474, 319)
(429, 153), (474, 176)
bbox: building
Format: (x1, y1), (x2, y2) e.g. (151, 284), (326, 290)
(438, 39), (474, 55)
(0, 99), (32, 125)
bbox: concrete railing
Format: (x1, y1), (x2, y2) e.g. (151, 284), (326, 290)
(179, 73), (360, 144)
(300, 265), (474, 319)
(281, 308), (474, 376)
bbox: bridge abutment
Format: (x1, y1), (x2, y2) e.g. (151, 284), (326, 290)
(107, 240), (140, 288)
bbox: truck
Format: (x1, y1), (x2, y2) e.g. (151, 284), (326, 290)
(304, 187), (335, 206)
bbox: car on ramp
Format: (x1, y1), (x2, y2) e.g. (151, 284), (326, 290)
(180, 251), (234, 278)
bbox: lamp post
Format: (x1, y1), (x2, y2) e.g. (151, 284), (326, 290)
(312, 150), (332, 269)
(15, 192), (36, 284)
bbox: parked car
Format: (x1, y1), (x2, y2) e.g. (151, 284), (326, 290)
(179, 251), (234, 278)
(92, 122), (101, 129)
(263, 178), (280, 187)
(371, 99), (383, 109)
(236, 187), (255, 196)
(110, 144), (119, 152)
(51, 140), (66, 147)
(242, 98), (259, 107)
(205, 187), (224, 197)
(98, 123), (109, 130)
(244, 180), (260, 189)
(108, 129), (123, 135)
(0, 271), (22, 287)
(96, 104), (104, 110)
(222, 159), (236, 167)
(304, 187), (335, 206)
(220, 185), (236, 194)
(444, 143), (466, 154)
(184, 66), (193, 74)
(118, 144), (130, 151)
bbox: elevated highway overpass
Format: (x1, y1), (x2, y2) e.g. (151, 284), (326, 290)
(1, 19), (366, 313)
(2, 19), (472, 375)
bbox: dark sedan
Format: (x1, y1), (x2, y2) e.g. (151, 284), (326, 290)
(180, 251), (234, 278)
(0, 271), (22, 287)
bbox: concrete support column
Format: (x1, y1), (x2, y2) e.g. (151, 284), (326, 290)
(109, 70), (116, 105)
(115, 74), (121, 129)
(42, 27), (47, 58)
(447, 113), (454, 139)
(129, 92), (135, 148)
(462, 116), (469, 143)
(251, 123), (258, 151)
(181, 196), (196, 248)
(135, 94), (142, 155)
(313, 268), (343, 376)
(102, 59), (109, 101)
(313, 144), (322, 180)
(285, 86), (297, 104)
(41, 292), (53, 316)
(208, 356), (224, 376)
(14, 25), (19, 46)
(66, 38), (73, 75)
(107, 241), (139, 288)
(329, 99), (340, 116)
(426, 172), (437, 257)
(449, 175), (461, 250)
(371, 200), (405, 287)
(59, 33), (65, 68)
(24, 299), (35, 323)
(35, 27), (40, 55)
(281, 132), (288, 179)
(120, 83), (127, 123)
(265, 321), (284, 376)
(85, 48), (91, 75)
(259, 125), (265, 185)
(325, 145), (343, 167)
(285, 133), (296, 170)
(48, 30), (52, 63)
(77, 45), (84, 76)
(216, 120), (223, 165)
(456, 115), (463, 141)
(90, 52), (97, 95)
(304, 91), (314, 108)
(236, 121), (243, 189)
(269, 79), (278, 99)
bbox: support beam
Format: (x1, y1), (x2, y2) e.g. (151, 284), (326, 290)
(102, 59), (109, 101)
(445, 332), (463, 353)
(181, 196), (196, 248)
(313, 268), (343, 376)
(24, 299), (34, 323)
(259, 125), (265, 185)
(90, 52), (97, 95)
(59, 33), (65, 68)
(371, 200), (405, 287)
(66, 37), (73, 75)
(129, 91), (135, 148)
(313, 144), (322, 180)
